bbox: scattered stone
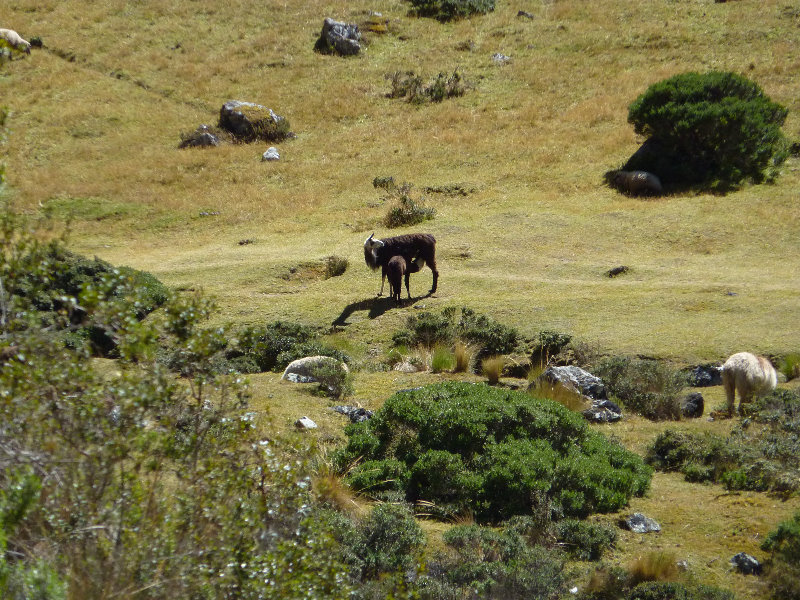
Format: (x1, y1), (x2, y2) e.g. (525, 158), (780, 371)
(517, 10), (535, 19)
(262, 146), (280, 161)
(491, 52), (511, 65)
(681, 392), (704, 418)
(606, 265), (629, 278)
(684, 364), (723, 387)
(622, 513), (661, 533)
(178, 124), (220, 149)
(333, 406), (374, 423)
(535, 366), (608, 401)
(295, 416), (317, 429)
(730, 552), (761, 575)
(238, 239), (255, 246)
(582, 399), (622, 423)
(314, 17), (361, 56)
(393, 361), (418, 373)
(676, 559), (689, 572)
(282, 355), (349, 383)
(611, 170), (663, 197)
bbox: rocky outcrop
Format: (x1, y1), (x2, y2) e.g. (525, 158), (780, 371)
(622, 513), (661, 534)
(535, 366), (608, 400)
(314, 18), (361, 56)
(219, 100), (291, 142)
(282, 355), (349, 383)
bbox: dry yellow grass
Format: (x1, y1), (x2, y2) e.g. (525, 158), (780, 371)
(4, 1), (800, 596)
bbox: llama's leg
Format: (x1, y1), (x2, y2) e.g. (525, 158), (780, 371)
(722, 370), (735, 416)
(378, 269), (386, 296)
(404, 272), (411, 299)
(428, 262), (439, 294)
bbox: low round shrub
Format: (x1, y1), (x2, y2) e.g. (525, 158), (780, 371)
(336, 382), (651, 521)
(626, 70), (788, 190)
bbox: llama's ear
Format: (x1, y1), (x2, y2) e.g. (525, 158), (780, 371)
(364, 232), (374, 246)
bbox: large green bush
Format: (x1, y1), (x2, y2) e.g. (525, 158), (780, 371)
(626, 71), (788, 190)
(336, 382), (651, 521)
(410, 0), (495, 21)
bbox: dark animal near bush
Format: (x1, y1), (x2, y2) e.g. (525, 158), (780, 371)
(611, 170), (663, 196)
(364, 233), (438, 295)
(722, 352), (777, 415)
(387, 255), (424, 303)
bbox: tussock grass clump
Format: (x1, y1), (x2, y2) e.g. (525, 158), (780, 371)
(628, 551), (679, 587)
(324, 255), (348, 279)
(453, 340), (474, 373)
(430, 344), (455, 373)
(386, 70), (467, 103)
(379, 182), (435, 228)
(779, 353), (800, 381)
(481, 354), (504, 384)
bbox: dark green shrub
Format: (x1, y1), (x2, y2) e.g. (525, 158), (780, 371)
(336, 382), (651, 521)
(410, 0), (495, 21)
(359, 503), (425, 578)
(647, 391), (800, 494)
(594, 357), (686, 420)
(227, 321), (346, 373)
(383, 183), (436, 228)
(626, 581), (734, 600)
(763, 510), (800, 565)
(4, 243), (169, 356)
(325, 254), (349, 278)
(393, 307), (518, 360)
(386, 70), (467, 103)
(555, 519), (617, 561)
(346, 459), (410, 496)
(457, 307), (518, 358)
(425, 522), (566, 599)
(626, 71), (788, 190)
(530, 330), (573, 365)
(393, 310), (454, 348)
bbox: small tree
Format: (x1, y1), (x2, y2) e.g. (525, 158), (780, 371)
(625, 71), (788, 191)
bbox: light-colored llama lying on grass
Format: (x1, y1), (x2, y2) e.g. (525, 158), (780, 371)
(721, 352), (777, 416)
(0, 29), (32, 55)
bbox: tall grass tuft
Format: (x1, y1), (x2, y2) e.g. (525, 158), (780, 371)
(453, 340), (473, 373)
(482, 355), (504, 385)
(780, 353), (800, 381)
(529, 380), (588, 412)
(628, 551), (679, 587)
(431, 344), (455, 373)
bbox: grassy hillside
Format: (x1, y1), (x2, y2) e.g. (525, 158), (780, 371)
(3, 1), (800, 598)
(3, 0), (799, 361)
